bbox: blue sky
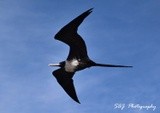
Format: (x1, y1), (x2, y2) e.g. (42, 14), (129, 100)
(0, 0), (160, 113)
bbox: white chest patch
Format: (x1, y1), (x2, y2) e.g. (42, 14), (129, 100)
(65, 59), (79, 72)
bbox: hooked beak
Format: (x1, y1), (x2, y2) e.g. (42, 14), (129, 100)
(48, 63), (60, 67)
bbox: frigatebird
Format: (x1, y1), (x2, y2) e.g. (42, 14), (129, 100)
(49, 8), (132, 104)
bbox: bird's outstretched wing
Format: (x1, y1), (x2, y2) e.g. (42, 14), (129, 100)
(52, 68), (80, 103)
(54, 8), (93, 60)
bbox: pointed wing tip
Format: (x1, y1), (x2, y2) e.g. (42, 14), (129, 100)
(89, 7), (94, 11)
(87, 8), (94, 14)
(73, 96), (81, 104)
(52, 69), (81, 104)
(54, 8), (94, 41)
(76, 100), (81, 104)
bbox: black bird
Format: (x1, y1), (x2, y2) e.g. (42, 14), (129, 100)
(49, 8), (132, 104)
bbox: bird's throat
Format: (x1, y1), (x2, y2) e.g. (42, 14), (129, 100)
(65, 59), (79, 72)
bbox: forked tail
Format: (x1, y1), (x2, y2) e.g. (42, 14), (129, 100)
(94, 63), (133, 68)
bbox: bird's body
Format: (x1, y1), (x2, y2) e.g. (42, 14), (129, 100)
(64, 59), (92, 72)
(65, 59), (79, 72)
(49, 8), (132, 104)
